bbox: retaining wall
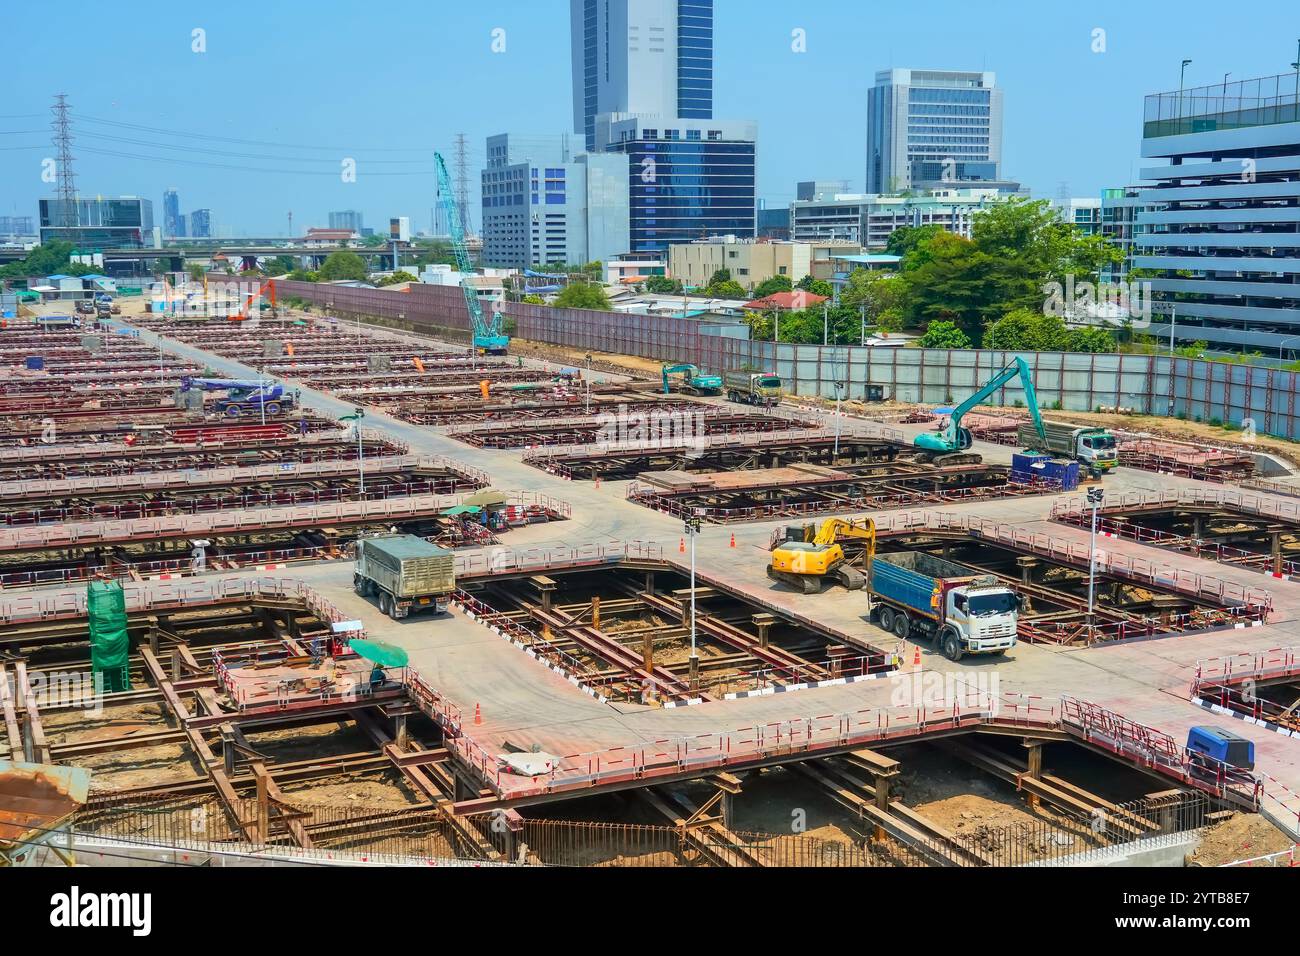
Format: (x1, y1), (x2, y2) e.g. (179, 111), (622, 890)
(274, 280), (1300, 440)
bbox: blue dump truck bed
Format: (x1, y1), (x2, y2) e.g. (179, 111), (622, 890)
(868, 551), (971, 619)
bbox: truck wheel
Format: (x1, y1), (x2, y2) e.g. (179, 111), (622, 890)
(264, 402), (281, 415)
(378, 592), (390, 616)
(353, 575), (366, 596)
(892, 612), (910, 640)
(878, 606), (895, 633)
(942, 630), (964, 662)
(224, 405), (242, 417)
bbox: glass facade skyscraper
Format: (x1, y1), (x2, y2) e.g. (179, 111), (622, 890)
(601, 117), (755, 253)
(675, 1), (713, 119)
(570, 0), (715, 153)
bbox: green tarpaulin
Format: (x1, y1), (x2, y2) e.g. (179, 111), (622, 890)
(87, 580), (131, 692)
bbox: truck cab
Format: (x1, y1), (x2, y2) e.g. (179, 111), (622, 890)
(945, 585), (1020, 656)
(1076, 430), (1118, 472)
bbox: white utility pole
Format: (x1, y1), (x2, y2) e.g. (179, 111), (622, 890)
(1086, 486), (1104, 626)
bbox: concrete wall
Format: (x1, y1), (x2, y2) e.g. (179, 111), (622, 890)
(274, 279), (1300, 441)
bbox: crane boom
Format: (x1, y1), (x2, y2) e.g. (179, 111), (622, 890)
(434, 152), (509, 354)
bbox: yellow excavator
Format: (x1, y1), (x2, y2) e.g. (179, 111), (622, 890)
(767, 517), (876, 594)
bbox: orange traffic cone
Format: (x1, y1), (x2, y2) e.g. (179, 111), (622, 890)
(594, 476), (601, 490)
(679, 537), (685, 553)
(729, 532), (736, 548)
(474, 703), (482, 725)
(912, 645), (922, 668)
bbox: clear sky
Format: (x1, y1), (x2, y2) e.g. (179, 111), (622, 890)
(3, 0), (1298, 236)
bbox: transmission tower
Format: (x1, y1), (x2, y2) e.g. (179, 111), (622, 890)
(50, 93), (78, 227)
(454, 133), (473, 237)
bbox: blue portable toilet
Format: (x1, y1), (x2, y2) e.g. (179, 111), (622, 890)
(24, 356), (44, 370)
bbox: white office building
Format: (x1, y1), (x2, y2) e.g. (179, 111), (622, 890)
(866, 69), (1017, 194)
(480, 133), (630, 269)
(790, 188), (1008, 247)
(1137, 71), (1300, 355)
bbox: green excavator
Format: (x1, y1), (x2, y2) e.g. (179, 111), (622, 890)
(912, 356), (1047, 467)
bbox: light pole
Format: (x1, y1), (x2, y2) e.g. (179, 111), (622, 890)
(1086, 486), (1104, 627)
(684, 512), (702, 690)
(1179, 58), (1193, 132)
(1292, 42), (1300, 123)
(258, 364), (267, 426)
(1278, 333), (1300, 365)
(584, 351), (592, 415)
(822, 302), (829, 346)
(340, 408), (366, 495)
(833, 377), (844, 456)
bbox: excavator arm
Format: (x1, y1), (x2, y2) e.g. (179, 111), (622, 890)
(811, 517), (876, 557)
(915, 356), (1046, 453)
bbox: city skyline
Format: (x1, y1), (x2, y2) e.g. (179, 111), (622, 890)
(2, 1), (1298, 235)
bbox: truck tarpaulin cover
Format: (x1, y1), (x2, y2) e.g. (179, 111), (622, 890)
(87, 580), (131, 692)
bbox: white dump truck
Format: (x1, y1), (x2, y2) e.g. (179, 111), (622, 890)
(868, 551), (1020, 661)
(1017, 420), (1118, 477)
(353, 534), (456, 620)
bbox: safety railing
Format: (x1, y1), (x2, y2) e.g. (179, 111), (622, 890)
(0, 575), (361, 629)
(0, 492), (471, 551)
(442, 686), (1053, 801)
(626, 477), (1064, 523)
(1060, 697), (1260, 806)
(869, 509), (1274, 613)
(0, 453), (486, 502)
(452, 539), (663, 578)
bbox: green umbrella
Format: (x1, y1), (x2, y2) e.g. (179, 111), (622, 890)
(348, 638), (409, 668)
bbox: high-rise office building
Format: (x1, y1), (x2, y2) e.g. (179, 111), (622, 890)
(0, 216), (36, 239)
(1137, 71), (1300, 355)
(599, 116), (755, 252)
(38, 197), (154, 249)
(480, 133), (629, 269)
(189, 208), (212, 238)
(570, 1), (752, 255)
(866, 69), (1018, 194)
(570, 0), (714, 153)
(329, 210), (364, 233)
(163, 188), (182, 238)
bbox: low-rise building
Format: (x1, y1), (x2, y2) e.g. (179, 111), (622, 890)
(790, 188), (1008, 248)
(667, 237), (862, 291)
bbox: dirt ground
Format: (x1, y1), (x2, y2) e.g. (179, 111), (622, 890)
(1188, 812), (1297, 866)
(509, 337), (662, 380)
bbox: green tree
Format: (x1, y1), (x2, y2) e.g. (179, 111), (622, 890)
(983, 308), (1071, 351)
(885, 223), (945, 260)
(317, 251), (368, 282)
(897, 232), (998, 343)
(359, 233), (388, 248)
(795, 274), (834, 298)
(917, 321), (973, 349)
(706, 268), (732, 289)
(375, 270), (419, 286)
(287, 268), (319, 282)
(708, 279), (748, 299)
(522, 294), (545, 305)
(1067, 326), (1119, 353)
(644, 275), (683, 294)
(187, 263), (206, 282)
(752, 274), (793, 298)
(262, 254), (297, 275)
(554, 282), (612, 310)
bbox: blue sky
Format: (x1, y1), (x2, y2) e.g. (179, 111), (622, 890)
(3, 0), (1297, 236)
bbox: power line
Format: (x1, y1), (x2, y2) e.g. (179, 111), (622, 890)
(77, 146), (439, 177)
(75, 113), (448, 154)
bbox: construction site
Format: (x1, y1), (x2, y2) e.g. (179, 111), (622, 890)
(2, 290), (1299, 875)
